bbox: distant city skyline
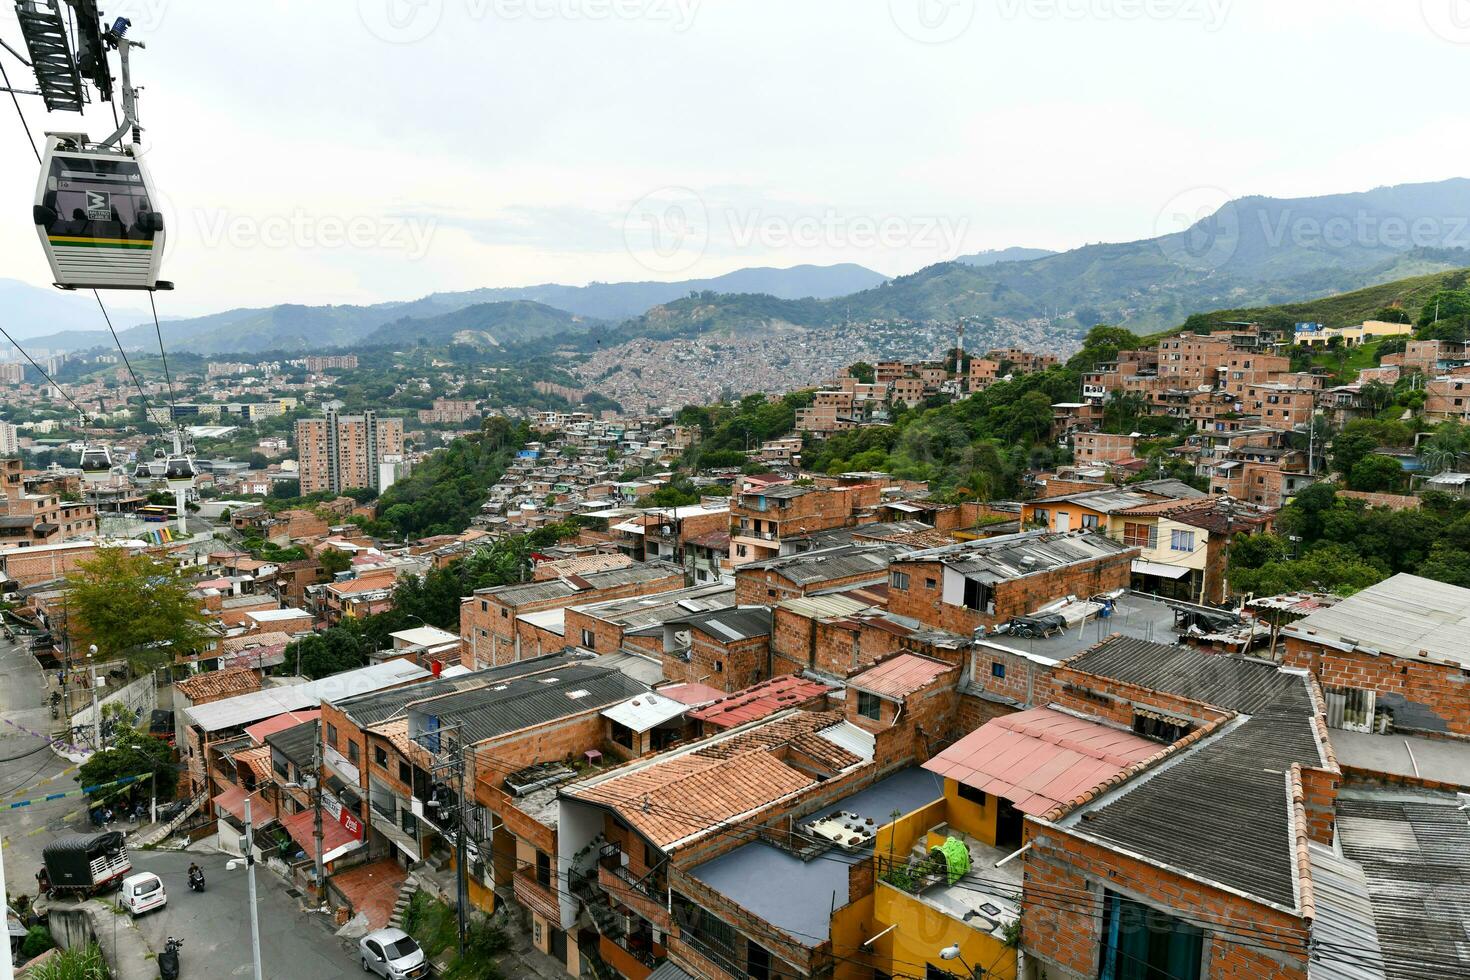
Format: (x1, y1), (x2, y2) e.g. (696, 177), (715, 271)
(0, 1), (1465, 316)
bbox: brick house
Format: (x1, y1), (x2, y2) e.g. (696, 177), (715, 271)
(460, 561), (685, 669)
(1281, 573), (1470, 735)
(561, 582), (733, 658)
(660, 606), (773, 690)
(734, 542), (908, 605)
(885, 530), (1137, 635)
(729, 483), (881, 565)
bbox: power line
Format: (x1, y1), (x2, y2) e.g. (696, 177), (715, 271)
(0, 55), (40, 163)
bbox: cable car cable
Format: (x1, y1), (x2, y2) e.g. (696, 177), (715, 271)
(92, 288), (162, 432)
(0, 56), (40, 162)
(148, 292), (177, 413)
(0, 323), (90, 419)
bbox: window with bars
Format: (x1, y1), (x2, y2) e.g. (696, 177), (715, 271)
(1122, 522), (1157, 548)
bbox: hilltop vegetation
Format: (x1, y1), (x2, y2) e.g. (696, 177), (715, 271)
(1172, 265), (1470, 337)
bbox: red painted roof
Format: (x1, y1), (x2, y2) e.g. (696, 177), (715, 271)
(924, 707), (1160, 816)
(849, 653), (954, 699)
(280, 804), (360, 855)
(243, 709), (320, 745)
(657, 682), (726, 706)
(687, 675), (830, 729)
(211, 783), (275, 826)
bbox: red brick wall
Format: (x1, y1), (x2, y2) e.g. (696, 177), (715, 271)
(1024, 824), (1309, 980)
(663, 632), (769, 691)
(460, 569), (684, 668)
(734, 566), (886, 605)
(1282, 636), (1470, 735)
(888, 550), (1134, 633)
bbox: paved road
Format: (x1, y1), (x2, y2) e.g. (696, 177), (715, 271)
(127, 850), (358, 980)
(0, 637), (82, 899)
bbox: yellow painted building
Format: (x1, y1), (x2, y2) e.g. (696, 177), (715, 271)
(830, 794), (1020, 980)
(1294, 319), (1412, 347)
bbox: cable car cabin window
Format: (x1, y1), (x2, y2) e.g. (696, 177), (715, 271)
(39, 153), (158, 244)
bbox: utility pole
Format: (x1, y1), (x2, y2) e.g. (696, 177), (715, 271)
(0, 824), (14, 980)
(312, 727), (326, 893)
(87, 644), (101, 752)
(455, 741), (468, 947)
(243, 797), (264, 980)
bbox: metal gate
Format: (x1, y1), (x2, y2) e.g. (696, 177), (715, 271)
(1325, 685), (1375, 733)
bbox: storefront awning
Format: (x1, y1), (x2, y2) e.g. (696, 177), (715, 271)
(1131, 559), (1190, 580)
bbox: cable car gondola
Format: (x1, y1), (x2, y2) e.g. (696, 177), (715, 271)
(163, 453), (195, 490)
(79, 444), (113, 484)
(32, 135), (166, 291)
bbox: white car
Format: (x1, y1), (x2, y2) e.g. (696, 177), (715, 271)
(119, 872), (167, 917)
(359, 927), (428, 979)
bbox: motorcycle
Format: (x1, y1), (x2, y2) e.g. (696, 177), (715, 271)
(187, 868), (205, 892)
(159, 936), (183, 980)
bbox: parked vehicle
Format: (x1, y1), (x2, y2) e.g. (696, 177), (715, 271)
(120, 871), (167, 917)
(159, 936), (183, 980)
(359, 928), (428, 979)
(40, 831), (131, 895)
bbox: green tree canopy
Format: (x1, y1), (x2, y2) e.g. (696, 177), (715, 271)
(1347, 454), (1408, 493)
(75, 723), (178, 801)
(67, 548), (212, 672)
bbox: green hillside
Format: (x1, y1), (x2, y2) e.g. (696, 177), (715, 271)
(1164, 266), (1470, 337)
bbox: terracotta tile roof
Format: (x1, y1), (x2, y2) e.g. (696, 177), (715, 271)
(370, 718), (431, 770)
(233, 745), (274, 784)
(848, 653), (956, 699)
(175, 667), (261, 703)
(328, 571), (398, 596)
(220, 631), (295, 654)
(580, 749), (814, 847)
(696, 710), (859, 771)
(686, 676), (831, 729)
(656, 682), (726, 706)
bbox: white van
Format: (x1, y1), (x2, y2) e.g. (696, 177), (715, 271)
(119, 872), (167, 917)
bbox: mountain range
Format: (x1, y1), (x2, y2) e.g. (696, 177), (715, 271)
(13, 263), (886, 356)
(11, 177), (1470, 357)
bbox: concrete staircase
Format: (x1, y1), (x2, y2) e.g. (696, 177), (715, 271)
(388, 878), (419, 931)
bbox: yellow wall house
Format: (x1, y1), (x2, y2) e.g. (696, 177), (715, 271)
(1294, 319), (1412, 347)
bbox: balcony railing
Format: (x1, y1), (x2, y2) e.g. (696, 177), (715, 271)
(513, 865), (560, 922)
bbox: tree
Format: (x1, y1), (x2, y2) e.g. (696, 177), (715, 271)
(318, 547), (352, 577)
(1358, 380), (1393, 415)
(1348, 454), (1408, 493)
(1066, 324), (1141, 372)
(67, 548), (212, 672)
(75, 723), (178, 801)
(287, 629), (367, 680)
(1230, 543), (1387, 597)
(847, 362), (875, 384)
(1330, 431), (1377, 478)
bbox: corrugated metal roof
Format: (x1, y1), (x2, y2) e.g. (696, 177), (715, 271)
(687, 676), (830, 729)
(185, 659), (429, 732)
(1336, 792), (1470, 980)
(578, 583), (735, 632)
(925, 707), (1160, 816)
(1283, 573), (1470, 668)
(897, 529), (1133, 584)
(1307, 841), (1388, 980)
(333, 654), (581, 727)
(777, 594), (874, 620)
(1071, 672), (1322, 909)
(817, 721), (874, 762)
(1066, 637), (1293, 714)
(602, 691), (690, 733)
(410, 664), (648, 745)
(743, 543), (913, 585)
(848, 653), (955, 700)
(477, 560), (683, 606)
(673, 607), (772, 643)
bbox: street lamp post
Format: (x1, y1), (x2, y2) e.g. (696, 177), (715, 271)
(939, 944), (981, 979)
(86, 644), (101, 752)
(227, 798), (265, 980)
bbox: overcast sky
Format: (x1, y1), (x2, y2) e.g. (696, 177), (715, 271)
(1, 0), (1467, 315)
